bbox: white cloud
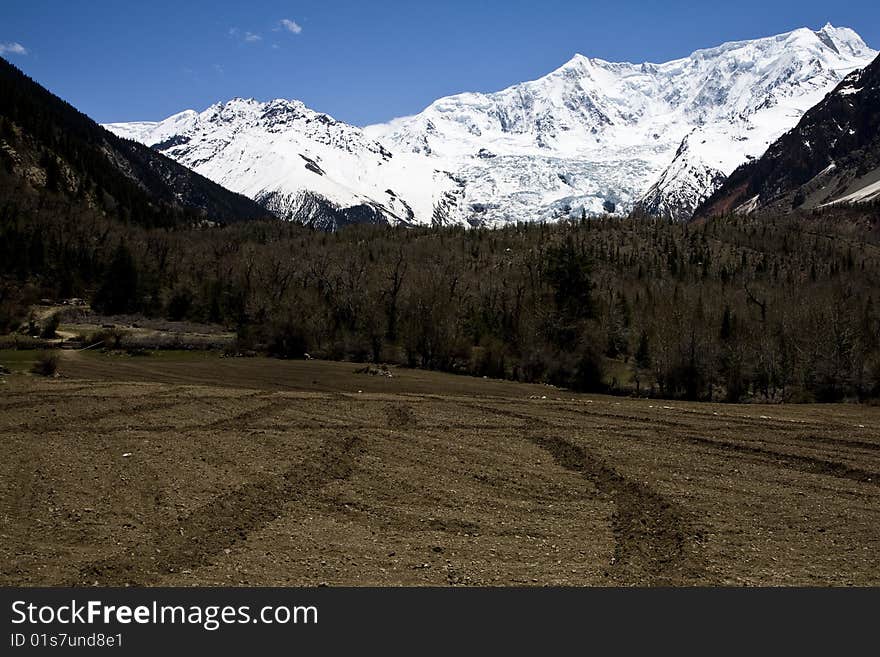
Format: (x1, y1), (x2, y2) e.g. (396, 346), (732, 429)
(229, 27), (262, 44)
(0, 42), (28, 56)
(279, 19), (303, 35)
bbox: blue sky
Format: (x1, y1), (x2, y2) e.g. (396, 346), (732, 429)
(2, 0), (879, 126)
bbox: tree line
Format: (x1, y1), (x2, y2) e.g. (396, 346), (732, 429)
(3, 173), (879, 403)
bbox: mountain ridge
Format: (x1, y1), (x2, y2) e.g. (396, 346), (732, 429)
(367, 23), (875, 222)
(0, 56), (271, 227)
(104, 24), (876, 227)
(106, 97), (465, 230)
(695, 51), (880, 216)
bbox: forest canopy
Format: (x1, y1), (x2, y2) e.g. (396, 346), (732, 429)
(3, 167), (879, 404)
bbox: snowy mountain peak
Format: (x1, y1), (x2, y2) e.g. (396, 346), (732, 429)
(107, 96), (465, 229)
(812, 23), (871, 56)
(557, 53), (605, 71)
(366, 24), (875, 223)
(106, 25), (876, 227)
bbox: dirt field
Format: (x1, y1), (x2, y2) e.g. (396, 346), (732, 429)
(2, 350), (879, 586)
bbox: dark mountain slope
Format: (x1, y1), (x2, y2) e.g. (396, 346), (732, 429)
(696, 53), (880, 217)
(0, 57), (271, 227)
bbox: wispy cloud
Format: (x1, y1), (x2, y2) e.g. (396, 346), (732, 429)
(278, 19), (303, 35)
(0, 42), (28, 56)
(229, 27), (263, 44)
(229, 19), (300, 47)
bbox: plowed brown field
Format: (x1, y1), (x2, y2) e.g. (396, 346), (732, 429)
(2, 351), (879, 586)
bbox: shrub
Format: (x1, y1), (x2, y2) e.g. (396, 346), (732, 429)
(867, 358), (880, 399)
(786, 387), (816, 404)
(87, 328), (126, 349)
(345, 334), (372, 363)
(267, 321), (309, 359)
(471, 339), (507, 379)
(517, 347), (550, 383)
(166, 289), (194, 321)
(92, 242), (139, 315)
(31, 351), (59, 376)
(40, 313), (60, 339)
(571, 344), (606, 392)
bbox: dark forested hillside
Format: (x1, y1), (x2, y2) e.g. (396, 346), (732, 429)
(3, 57), (879, 404)
(0, 56), (271, 227)
(3, 191), (879, 403)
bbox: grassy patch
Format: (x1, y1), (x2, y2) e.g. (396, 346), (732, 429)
(0, 348), (44, 372)
(603, 357), (635, 389)
(87, 349), (224, 363)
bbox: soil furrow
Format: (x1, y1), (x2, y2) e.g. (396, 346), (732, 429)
(528, 434), (706, 586)
(682, 436), (880, 487)
(462, 403), (706, 584)
(69, 434), (363, 586)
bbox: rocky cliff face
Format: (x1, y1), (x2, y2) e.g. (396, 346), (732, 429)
(697, 52), (880, 217)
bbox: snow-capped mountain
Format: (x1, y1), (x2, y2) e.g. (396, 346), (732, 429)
(367, 24), (875, 222)
(105, 99), (467, 229)
(697, 51), (880, 216)
(105, 24), (875, 227)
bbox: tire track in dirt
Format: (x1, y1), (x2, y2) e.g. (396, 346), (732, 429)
(464, 403), (707, 585)
(533, 400), (880, 490)
(681, 435), (880, 488)
(538, 401), (880, 486)
(4, 391), (271, 436)
(193, 394), (293, 430)
(0, 386), (108, 407)
(25, 401), (207, 435)
(5, 386), (186, 421)
(537, 403), (879, 450)
(0, 438), (45, 537)
(0, 392), (151, 412)
(528, 434), (704, 586)
(70, 434), (363, 586)
(791, 434), (880, 453)
(515, 402), (880, 474)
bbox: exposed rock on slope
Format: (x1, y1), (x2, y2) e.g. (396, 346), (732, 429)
(697, 53), (880, 216)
